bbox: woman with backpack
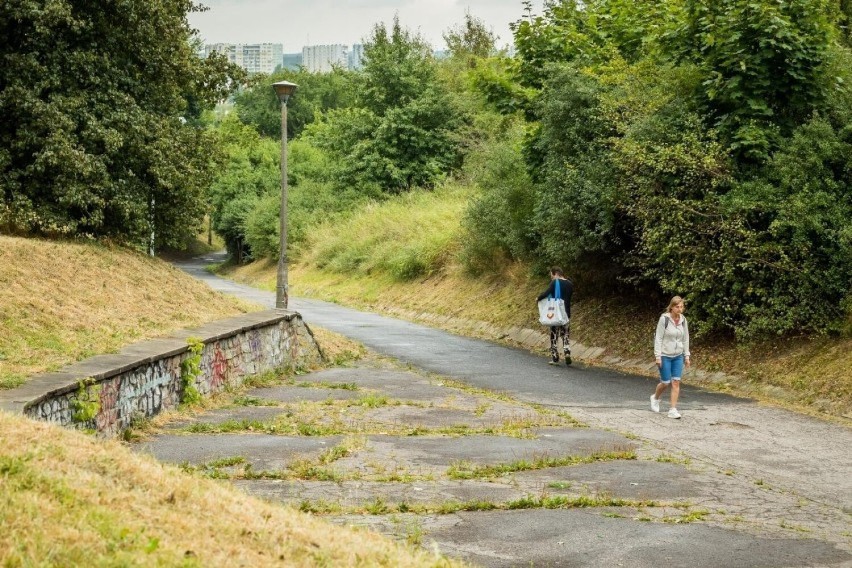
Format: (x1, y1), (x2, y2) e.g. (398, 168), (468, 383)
(650, 296), (691, 419)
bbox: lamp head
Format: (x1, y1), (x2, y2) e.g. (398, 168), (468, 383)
(272, 80), (298, 103)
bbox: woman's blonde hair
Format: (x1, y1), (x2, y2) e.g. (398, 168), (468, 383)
(667, 296), (685, 313)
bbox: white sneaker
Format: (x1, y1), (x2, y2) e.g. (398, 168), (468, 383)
(668, 408), (681, 419)
(650, 394), (660, 413)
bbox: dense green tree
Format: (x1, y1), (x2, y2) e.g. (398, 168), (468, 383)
(359, 16), (437, 116)
(461, 118), (538, 271)
(0, 0), (242, 250)
(305, 16), (466, 194)
(510, 0), (678, 91)
(233, 67), (358, 140)
(671, 0), (837, 159)
(443, 11), (498, 61)
(207, 117), (279, 260)
(477, 0), (852, 337)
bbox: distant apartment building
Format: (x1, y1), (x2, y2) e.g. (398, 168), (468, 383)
(348, 44), (364, 71)
(203, 43), (283, 75)
(282, 52), (303, 71)
(302, 44), (348, 73)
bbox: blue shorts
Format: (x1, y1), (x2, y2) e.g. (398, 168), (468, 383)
(658, 354), (684, 384)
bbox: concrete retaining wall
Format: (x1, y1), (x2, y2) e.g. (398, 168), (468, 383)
(0, 310), (322, 437)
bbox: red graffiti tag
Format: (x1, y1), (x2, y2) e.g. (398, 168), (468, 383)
(211, 344), (228, 390)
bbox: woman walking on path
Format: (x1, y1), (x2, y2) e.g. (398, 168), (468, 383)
(650, 296), (690, 419)
(537, 267), (574, 366)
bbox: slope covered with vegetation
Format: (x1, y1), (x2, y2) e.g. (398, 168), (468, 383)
(0, 411), (459, 567)
(0, 236), (255, 389)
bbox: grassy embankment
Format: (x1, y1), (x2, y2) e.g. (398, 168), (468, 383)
(0, 235), (254, 389)
(0, 234), (460, 567)
(0, 410), (458, 567)
(221, 183), (852, 421)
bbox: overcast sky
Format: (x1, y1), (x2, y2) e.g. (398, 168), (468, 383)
(188, 0), (543, 52)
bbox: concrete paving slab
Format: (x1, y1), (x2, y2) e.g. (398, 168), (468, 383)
(512, 460), (703, 501)
(419, 508), (852, 568)
(357, 406), (525, 430)
(136, 433), (341, 472)
(248, 385), (363, 403)
(232, 479), (524, 507)
(162, 406), (284, 430)
(363, 429), (635, 469)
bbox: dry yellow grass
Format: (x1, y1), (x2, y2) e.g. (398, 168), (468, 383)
(0, 235), (257, 388)
(223, 259), (852, 421)
(0, 412), (461, 567)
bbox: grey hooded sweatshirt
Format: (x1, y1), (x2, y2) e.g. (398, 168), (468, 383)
(654, 313), (690, 359)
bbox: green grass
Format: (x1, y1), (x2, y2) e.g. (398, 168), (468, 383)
(299, 184), (471, 281)
(655, 453), (691, 465)
(294, 493), (667, 517)
(230, 395), (279, 407)
(355, 393), (390, 408)
(184, 419), (269, 434)
(663, 510), (710, 524)
(446, 449), (637, 480)
(295, 381), (359, 390)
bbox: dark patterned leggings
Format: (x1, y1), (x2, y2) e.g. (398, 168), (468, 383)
(549, 323), (571, 362)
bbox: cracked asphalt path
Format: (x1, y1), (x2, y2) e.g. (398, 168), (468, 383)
(161, 254), (852, 567)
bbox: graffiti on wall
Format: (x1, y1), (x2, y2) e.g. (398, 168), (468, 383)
(210, 343), (228, 390)
(23, 314), (322, 437)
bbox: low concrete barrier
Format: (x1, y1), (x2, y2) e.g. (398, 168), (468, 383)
(0, 310), (322, 437)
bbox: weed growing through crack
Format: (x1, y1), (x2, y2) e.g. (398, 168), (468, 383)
(240, 464), (289, 480)
(473, 402), (491, 416)
(294, 381), (359, 390)
(656, 453), (691, 465)
(184, 419), (269, 434)
(299, 499), (342, 514)
(206, 456), (247, 469)
(446, 448), (636, 480)
(405, 519), (424, 545)
(231, 396), (279, 407)
(346, 495), (665, 516)
(242, 369), (289, 389)
(366, 498), (390, 515)
(288, 461), (343, 482)
(780, 520), (812, 533)
(356, 393), (389, 408)
(663, 510), (710, 523)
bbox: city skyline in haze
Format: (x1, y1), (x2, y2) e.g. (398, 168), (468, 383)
(188, 0), (542, 53)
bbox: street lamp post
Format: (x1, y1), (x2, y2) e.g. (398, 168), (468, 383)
(272, 80), (298, 309)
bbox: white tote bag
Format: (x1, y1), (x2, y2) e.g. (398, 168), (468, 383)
(538, 279), (569, 326)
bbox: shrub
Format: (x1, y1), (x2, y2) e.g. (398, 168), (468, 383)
(460, 121), (537, 272)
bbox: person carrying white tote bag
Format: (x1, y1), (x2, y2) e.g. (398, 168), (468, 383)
(538, 279), (569, 326)
(537, 267), (574, 365)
